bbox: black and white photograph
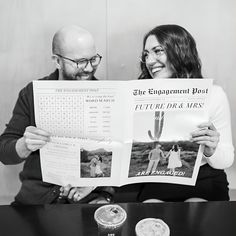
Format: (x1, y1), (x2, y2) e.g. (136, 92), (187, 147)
(0, 0), (235, 235)
(129, 140), (199, 178)
(128, 107), (205, 178)
(80, 145), (112, 178)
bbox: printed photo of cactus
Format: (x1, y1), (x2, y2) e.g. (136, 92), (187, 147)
(128, 110), (202, 179)
(148, 111), (164, 141)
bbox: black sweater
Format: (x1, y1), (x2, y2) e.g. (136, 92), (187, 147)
(0, 70), (111, 204)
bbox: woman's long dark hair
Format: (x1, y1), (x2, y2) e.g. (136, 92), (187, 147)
(173, 144), (179, 152)
(138, 24), (203, 79)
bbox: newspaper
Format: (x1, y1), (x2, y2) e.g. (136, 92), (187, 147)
(33, 79), (212, 186)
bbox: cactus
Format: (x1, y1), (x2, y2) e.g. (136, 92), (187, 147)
(148, 111), (164, 141)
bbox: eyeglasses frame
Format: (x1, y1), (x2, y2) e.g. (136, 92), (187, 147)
(140, 48), (165, 63)
(55, 53), (102, 69)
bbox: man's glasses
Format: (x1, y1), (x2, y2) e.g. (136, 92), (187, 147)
(56, 53), (102, 69)
(140, 47), (165, 63)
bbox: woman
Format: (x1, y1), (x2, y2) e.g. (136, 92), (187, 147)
(95, 156), (104, 177)
(166, 144), (182, 175)
(137, 24), (234, 202)
(89, 156), (98, 177)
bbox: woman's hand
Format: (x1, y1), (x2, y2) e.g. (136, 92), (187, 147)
(88, 197), (110, 204)
(60, 185), (95, 202)
(190, 122), (220, 157)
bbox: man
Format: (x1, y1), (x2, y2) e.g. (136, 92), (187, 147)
(0, 25), (113, 205)
(146, 142), (165, 174)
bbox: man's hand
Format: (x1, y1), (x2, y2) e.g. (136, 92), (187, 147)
(60, 185), (96, 202)
(16, 126), (50, 158)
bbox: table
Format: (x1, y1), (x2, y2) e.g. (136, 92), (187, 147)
(0, 201), (235, 236)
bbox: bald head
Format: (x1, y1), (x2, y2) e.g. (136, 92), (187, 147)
(52, 25), (96, 57)
(52, 25), (99, 80)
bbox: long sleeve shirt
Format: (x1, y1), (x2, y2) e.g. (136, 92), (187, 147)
(0, 70), (101, 204)
(202, 85), (234, 169)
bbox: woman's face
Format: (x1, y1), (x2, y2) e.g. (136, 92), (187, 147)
(144, 35), (173, 79)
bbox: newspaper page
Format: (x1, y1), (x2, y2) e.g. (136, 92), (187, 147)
(120, 79), (212, 186)
(33, 79), (212, 186)
(33, 80), (126, 186)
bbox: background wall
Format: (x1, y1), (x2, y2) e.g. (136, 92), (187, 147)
(0, 0), (235, 203)
(0, 0), (107, 203)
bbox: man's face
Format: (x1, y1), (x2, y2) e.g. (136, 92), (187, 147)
(59, 35), (99, 80)
(60, 53), (98, 81)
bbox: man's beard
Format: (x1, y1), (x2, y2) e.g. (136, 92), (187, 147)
(62, 70), (94, 80)
(62, 70), (77, 80)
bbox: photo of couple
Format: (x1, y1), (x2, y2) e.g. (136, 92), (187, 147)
(146, 143), (190, 176)
(129, 140), (198, 178)
(80, 146), (112, 178)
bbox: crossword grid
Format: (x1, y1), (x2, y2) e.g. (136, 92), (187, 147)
(37, 94), (112, 139)
(38, 95), (84, 137)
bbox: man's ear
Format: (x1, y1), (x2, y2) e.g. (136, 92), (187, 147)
(52, 55), (61, 70)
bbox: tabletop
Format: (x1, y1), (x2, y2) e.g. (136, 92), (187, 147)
(0, 201), (236, 236)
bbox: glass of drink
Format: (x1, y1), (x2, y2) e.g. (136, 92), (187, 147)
(135, 218), (170, 236)
(94, 204), (127, 236)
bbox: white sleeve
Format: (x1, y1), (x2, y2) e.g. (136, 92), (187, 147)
(204, 85), (234, 169)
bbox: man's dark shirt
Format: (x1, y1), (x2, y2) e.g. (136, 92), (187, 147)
(0, 70), (105, 205)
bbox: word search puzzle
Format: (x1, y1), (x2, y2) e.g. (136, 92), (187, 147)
(33, 81), (124, 140)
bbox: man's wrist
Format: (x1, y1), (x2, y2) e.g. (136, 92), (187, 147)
(15, 137), (31, 159)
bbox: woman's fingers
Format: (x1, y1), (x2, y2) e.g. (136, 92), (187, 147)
(191, 129), (218, 138)
(68, 187), (77, 199)
(61, 184), (72, 197)
(73, 191), (81, 201)
(191, 122), (219, 141)
(60, 186), (96, 202)
(197, 122), (217, 131)
(191, 122), (220, 157)
(191, 133), (219, 143)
